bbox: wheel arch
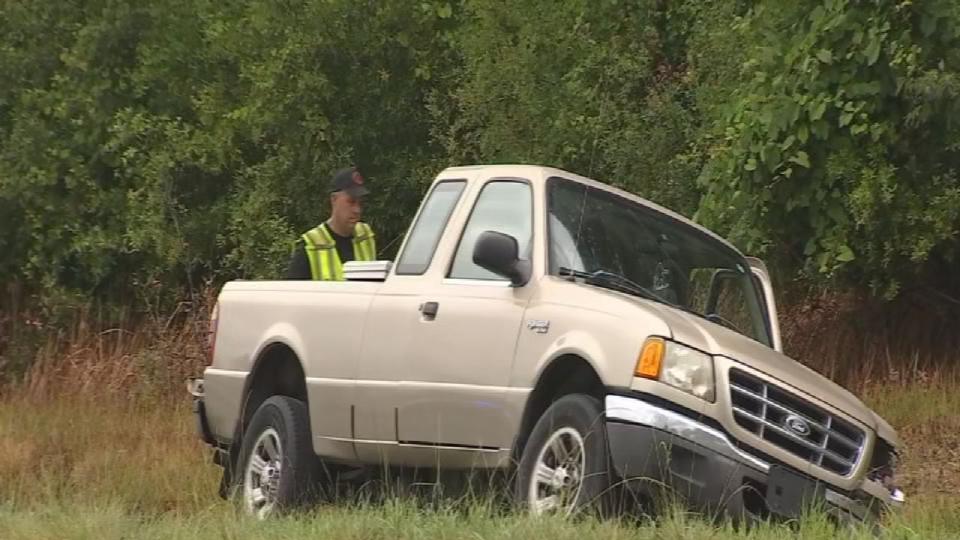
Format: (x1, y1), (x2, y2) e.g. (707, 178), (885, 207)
(511, 353), (606, 464)
(223, 341), (309, 490)
(237, 342), (309, 434)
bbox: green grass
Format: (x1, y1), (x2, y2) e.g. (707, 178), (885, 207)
(1, 498), (958, 540)
(1, 386), (958, 539)
(861, 381), (960, 500)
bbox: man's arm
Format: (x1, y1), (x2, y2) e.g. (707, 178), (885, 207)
(285, 241), (312, 280)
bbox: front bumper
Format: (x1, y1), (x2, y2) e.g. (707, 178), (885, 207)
(604, 395), (902, 524)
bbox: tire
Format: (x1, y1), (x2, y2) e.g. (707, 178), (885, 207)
(515, 393), (615, 517)
(235, 395), (318, 519)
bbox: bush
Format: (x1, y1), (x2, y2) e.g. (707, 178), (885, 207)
(697, 0), (960, 297)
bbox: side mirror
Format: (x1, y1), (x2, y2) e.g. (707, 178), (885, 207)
(472, 230), (531, 286)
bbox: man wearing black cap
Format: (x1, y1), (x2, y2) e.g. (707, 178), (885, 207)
(285, 166), (377, 280)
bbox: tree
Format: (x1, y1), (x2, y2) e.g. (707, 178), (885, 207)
(0, 0), (461, 309)
(433, 0), (707, 214)
(697, 0), (960, 297)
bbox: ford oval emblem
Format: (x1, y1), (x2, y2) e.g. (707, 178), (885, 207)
(785, 415), (812, 437)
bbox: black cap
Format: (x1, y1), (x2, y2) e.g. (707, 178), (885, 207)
(329, 166), (369, 198)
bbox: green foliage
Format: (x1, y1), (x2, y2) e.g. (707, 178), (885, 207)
(0, 0), (459, 305)
(1, 0), (959, 307)
(698, 0), (960, 297)
(434, 0), (707, 213)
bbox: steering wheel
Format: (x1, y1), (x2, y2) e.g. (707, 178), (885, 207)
(652, 259), (688, 306)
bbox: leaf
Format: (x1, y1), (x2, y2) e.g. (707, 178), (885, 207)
(816, 49), (833, 64)
(810, 101), (827, 121)
(827, 202), (847, 224)
(810, 6), (825, 24)
(817, 252), (831, 273)
(836, 245), (855, 262)
(811, 119), (830, 139)
(789, 151), (811, 168)
(865, 38), (881, 66)
(745, 158), (758, 171)
(920, 14), (937, 37)
(437, 3), (453, 18)
(761, 145), (780, 165)
(798, 124), (810, 143)
(870, 123), (886, 141)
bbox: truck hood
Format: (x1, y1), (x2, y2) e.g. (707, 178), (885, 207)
(641, 300), (879, 430)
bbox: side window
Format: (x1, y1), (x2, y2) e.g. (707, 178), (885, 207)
(449, 180), (532, 280)
(395, 181), (466, 275)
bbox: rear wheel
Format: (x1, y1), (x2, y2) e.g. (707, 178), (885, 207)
(515, 393), (615, 517)
(236, 395), (318, 519)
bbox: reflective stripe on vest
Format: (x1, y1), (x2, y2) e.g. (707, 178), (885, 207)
(301, 222), (377, 281)
(353, 222), (377, 262)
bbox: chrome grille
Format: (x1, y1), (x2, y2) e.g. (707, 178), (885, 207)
(729, 368), (865, 476)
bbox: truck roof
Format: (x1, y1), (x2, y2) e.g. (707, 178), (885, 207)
(437, 164), (744, 257)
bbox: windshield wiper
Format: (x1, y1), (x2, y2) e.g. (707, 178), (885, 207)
(558, 267), (675, 307)
(559, 267), (739, 333)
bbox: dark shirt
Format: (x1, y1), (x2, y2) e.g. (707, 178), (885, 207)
(285, 223), (354, 280)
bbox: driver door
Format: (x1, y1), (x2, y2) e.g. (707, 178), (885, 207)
(395, 179), (535, 451)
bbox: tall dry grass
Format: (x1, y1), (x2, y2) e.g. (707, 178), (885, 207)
(0, 288), (220, 513)
(780, 288), (960, 388)
(0, 286), (958, 536)
(2, 390), (958, 538)
(1, 288), (213, 402)
(0, 394), (221, 513)
(3, 285), (956, 401)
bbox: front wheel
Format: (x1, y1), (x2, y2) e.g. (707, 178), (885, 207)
(236, 395), (318, 519)
(515, 393), (615, 517)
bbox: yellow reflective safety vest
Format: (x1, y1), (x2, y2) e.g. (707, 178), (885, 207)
(301, 222), (377, 281)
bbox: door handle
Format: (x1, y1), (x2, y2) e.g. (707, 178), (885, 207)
(419, 301), (439, 320)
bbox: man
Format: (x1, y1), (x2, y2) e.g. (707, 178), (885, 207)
(285, 166), (377, 280)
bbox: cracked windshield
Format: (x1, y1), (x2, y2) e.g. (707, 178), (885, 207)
(547, 177), (771, 347)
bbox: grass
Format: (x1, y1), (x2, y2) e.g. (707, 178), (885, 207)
(1, 296), (958, 538)
(1, 387), (958, 539)
(6, 501), (957, 540)
(861, 381), (960, 499)
(0, 396), (218, 513)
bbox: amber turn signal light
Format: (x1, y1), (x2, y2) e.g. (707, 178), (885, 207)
(635, 337), (665, 379)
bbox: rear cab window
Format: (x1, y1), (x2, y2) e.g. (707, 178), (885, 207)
(395, 180), (467, 275)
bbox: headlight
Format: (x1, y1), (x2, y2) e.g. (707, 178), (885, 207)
(868, 440), (905, 504)
(634, 337), (716, 402)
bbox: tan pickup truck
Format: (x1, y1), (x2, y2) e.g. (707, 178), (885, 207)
(190, 164), (904, 523)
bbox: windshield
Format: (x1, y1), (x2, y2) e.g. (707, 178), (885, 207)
(547, 177), (772, 347)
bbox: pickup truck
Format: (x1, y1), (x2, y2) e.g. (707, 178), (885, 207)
(190, 164), (905, 524)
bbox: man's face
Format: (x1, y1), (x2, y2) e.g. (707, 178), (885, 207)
(331, 191), (363, 226)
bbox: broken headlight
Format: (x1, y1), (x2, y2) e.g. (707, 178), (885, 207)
(868, 439), (905, 504)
